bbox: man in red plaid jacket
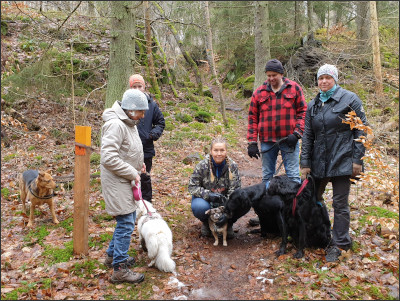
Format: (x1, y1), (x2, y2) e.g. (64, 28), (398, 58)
(247, 59), (307, 191)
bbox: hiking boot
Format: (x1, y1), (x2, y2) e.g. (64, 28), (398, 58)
(338, 238), (353, 251)
(325, 246), (342, 262)
(104, 254), (136, 269)
(227, 225), (234, 239)
(201, 222), (212, 237)
(110, 263), (144, 284)
(248, 217), (260, 226)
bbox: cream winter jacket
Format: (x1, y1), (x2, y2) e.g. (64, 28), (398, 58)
(100, 100), (144, 216)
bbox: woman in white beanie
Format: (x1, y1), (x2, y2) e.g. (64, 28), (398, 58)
(100, 89), (148, 284)
(300, 64), (368, 262)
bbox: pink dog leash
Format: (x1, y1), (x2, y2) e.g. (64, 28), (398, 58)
(132, 185), (152, 216)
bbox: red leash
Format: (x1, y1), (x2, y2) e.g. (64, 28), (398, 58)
(292, 178), (309, 216)
(133, 186), (152, 217)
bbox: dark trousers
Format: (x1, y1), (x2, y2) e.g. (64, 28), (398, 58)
(141, 157), (153, 202)
(316, 175), (352, 247)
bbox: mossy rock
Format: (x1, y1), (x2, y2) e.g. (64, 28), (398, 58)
(243, 75), (255, 83)
(188, 102), (199, 111)
(182, 152), (202, 165)
(175, 113), (193, 123)
(194, 111), (212, 123)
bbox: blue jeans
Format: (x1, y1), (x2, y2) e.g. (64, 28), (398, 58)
(106, 211), (136, 267)
(191, 196), (211, 223)
(261, 141), (301, 188)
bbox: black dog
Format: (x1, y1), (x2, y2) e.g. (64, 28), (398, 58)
(252, 190), (287, 253)
(218, 183), (266, 226)
(268, 175), (332, 258)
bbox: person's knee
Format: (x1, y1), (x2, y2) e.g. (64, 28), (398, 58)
(191, 198), (210, 221)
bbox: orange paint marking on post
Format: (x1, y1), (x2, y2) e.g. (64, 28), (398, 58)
(73, 125), (92, 255)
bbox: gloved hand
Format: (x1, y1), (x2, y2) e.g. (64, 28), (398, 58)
(215, 213), (228, 227)
(248, 143), (260, 159)
(208, 192), (227, 205)
(352, 163), (362, 177)
(300, 167), (311, 181)
(286, 133), (299, 148)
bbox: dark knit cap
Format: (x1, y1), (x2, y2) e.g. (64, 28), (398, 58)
(265, 59), (284, 74)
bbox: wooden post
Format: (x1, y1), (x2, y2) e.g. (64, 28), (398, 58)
(73, 125), (91, 255)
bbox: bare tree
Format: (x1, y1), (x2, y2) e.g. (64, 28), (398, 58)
(105, 1), (136, 108)
(294, 1), (301, 39)
(204, 1), (227, 126)
(153, 2), (203, 96)
(370, 1), (383, 96)
(307, 1), (314, 35)
(144, 1), (161, 99)
(356, 1), (371, 53)
(253, 1), (270, 89)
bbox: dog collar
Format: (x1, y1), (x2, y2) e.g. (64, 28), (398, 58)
(28, 184), (55, 199)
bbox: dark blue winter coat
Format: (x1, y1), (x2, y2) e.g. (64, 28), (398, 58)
(137, 93), (165, 158)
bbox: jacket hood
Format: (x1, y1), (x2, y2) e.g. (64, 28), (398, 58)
(102, 100), (137, 127)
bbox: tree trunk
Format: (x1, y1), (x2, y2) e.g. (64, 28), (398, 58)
(204, 1), (227, 126)
(153, 35), (178, 98)
(253, 1), (270, 90)
(370, 1), (383, 96)
(307, 1), (314, 34)
(105, 1), (136, 108)
(294, 1), (300, 39)
(152, 2), (203, 96)
(327, 1), (330, 38)
(144, 1), (161, 100)
(356, 1), (370, 53)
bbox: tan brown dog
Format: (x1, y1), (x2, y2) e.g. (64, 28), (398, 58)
(19, 169), (58, 227)
(205, 206), (228, 247)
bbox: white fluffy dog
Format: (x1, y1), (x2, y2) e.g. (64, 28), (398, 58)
(136, 199), (176, 273)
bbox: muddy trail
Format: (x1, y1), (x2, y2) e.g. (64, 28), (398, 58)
(151, 90), (293, 300)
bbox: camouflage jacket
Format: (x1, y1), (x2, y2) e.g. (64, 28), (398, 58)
(188, 154), (241, 202)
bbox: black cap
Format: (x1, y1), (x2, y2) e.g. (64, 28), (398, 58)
(265, 59), (284, 74)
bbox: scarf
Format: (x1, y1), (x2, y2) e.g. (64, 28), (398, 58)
(211, 157), (226, 179)
(319, 84), (337, 103)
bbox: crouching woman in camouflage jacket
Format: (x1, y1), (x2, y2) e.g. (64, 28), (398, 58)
(188, 136), (241, 238)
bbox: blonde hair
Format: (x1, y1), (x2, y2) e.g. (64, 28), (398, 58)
(209, 136), (233, 182)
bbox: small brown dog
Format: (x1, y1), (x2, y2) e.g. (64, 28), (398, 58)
(19, 169), (58, 227)
(205, 206), (228, 247)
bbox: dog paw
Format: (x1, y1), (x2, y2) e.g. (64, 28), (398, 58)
(54, 219), (59, 224)
(26, 222), (33, 228)
(293, 251), (304, 259)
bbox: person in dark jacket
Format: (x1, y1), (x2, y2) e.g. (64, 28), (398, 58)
(300, 64), (367, 262)
(129, 74), (165, 203)
(188, 136), (241, 238)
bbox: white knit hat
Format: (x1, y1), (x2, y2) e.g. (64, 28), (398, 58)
(317, 64), (338, 83)
(121, 89), (148, 111)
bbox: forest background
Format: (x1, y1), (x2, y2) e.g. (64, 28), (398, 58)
(1, 1), (399, 300)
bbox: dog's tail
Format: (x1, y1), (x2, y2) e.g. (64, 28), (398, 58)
(147, 233), (176, 273)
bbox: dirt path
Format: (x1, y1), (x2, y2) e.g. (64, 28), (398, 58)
(154, 90), (288, 300)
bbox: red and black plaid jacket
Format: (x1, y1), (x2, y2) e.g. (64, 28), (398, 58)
(247, 77), (307, 143)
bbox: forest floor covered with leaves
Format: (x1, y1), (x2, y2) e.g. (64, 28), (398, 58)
(1, 4), (399, 300)
(1, 87), (399, 300)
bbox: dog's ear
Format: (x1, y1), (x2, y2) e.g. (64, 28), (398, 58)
(38, 170), (45, 178)
(45, 169), (52, 175)
(218, 206), (225, 211)
(205, 209), (211, 215)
